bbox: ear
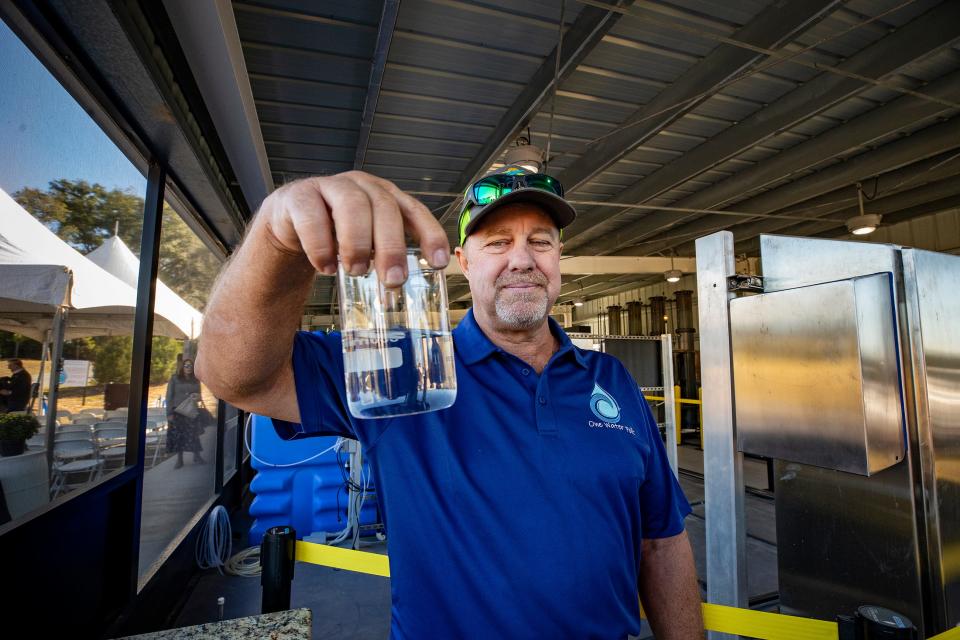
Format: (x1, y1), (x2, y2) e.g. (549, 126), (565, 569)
(455, 245), (470, 279)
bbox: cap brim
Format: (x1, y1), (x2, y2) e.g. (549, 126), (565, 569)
(462, 188), (577, 241)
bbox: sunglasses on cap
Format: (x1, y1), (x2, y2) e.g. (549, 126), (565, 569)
(469, 173), (564, 205)
(459, 172), (569, 245)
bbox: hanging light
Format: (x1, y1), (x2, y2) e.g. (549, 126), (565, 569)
(664, 254), (682, 283)
(573, 298), (584, 307)
(847, 183), (882, 235)
(503, 138), (544, 173)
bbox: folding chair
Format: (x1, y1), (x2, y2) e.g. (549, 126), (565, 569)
(55, 425), (94, 441)
(147, 407), (167, 418)
(145, 419), (166, 467)
(94, 425), (127, 468)
(51, 440), (103, 497)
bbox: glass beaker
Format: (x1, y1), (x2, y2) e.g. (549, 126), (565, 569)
(337, 249), (457, 419)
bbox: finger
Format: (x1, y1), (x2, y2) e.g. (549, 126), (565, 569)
(376, 179), (450, 268)
(284, 181), (337, 275)
(320, 176), (373, 276)
(352, 177), (408, 287)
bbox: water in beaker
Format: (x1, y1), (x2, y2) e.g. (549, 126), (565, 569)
(338, 250), (457, 419)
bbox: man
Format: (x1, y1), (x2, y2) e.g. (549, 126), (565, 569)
(1, 359), (32, 412)
(198, 169), (703, 638)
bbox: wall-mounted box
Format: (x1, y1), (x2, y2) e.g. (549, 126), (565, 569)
(730, 273), (904, 476)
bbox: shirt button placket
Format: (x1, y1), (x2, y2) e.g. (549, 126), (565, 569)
(535, 376), (557, 435)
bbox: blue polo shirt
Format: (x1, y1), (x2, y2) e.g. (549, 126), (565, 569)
(277, 309), (690, 639)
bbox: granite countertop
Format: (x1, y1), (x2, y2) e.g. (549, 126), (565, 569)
(116, 608), (311, 639)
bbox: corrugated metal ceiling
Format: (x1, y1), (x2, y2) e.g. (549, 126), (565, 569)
(228, 0), (960, 310)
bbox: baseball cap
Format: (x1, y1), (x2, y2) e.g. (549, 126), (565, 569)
(458, 166), (577, 245)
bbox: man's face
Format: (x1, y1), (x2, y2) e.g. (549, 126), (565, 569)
(455, 203), (562, 331)
(7, 361), (16, 374)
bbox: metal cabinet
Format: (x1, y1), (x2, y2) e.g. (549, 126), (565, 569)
(700, 233), (960, 636)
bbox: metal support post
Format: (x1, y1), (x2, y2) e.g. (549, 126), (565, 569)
(215, 399), (226, 493)
(661, 333), (678, 478)
(43, 307), (68, 471)
(126, 161), (165, 468)
(348, 440), (364, 549)
(32, 339), (49, 415)
(125, 161), (166, 598)
(695, 231), (748, 636)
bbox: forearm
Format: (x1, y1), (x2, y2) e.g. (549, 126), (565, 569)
(639, 531), (703, 639)
(196, 211), (316, 406)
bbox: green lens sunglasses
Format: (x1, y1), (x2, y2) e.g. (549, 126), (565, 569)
(470, 173), (564, 205)
(459, 173), (567, 245)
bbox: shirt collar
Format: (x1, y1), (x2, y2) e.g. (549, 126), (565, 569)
(454, 308), (587, 369)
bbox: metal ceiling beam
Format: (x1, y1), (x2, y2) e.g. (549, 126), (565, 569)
(561, 1), (960, 249)
(630, 145), (960, 261)
(353, 0), (420, 169)
(437, 1), (636, 226)
(576, 67), (960, 255)
(568, 274), (675, 303)
(820, 193), (960, 236)
(557, 0), (840, 193)
(731, 191), (960, 254)
(443, 254), (696, 276)
(615, 116), (960, 257)
(443, 254), (696, 302)
(737, 176), (960, 246)
(163, 0), (292, 210)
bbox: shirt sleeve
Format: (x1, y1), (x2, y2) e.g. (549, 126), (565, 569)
(625, 363), (692, 539)
(270, 330), (357, 441)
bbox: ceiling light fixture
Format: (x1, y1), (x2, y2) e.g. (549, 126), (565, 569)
(847, 182), (882, 235)
(664, 254), (681, 283)
(573, 297), (584, 307)
(503, 137), (543, 173)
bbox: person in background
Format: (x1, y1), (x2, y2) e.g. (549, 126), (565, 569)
(165, 358), (205, 468)
(0, 359), (32, 413)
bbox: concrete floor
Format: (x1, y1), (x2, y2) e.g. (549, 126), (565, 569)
(171, 444), (779, 637)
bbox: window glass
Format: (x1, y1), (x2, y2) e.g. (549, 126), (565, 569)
(138, 198), (223, 582)
(0, 20), (147, 525)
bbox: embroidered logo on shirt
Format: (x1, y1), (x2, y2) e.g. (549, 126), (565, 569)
(589, 383), (621, 422)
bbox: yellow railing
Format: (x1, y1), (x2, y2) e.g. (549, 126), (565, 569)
(644, 385), (703, 446)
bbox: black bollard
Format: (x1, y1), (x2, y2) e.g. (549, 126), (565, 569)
(260, 525), (296, 614)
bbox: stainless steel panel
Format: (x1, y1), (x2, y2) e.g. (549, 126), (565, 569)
(730, 273), (905, 475)
(759, 234), (901, 291)
(757, 234), (927, 634)
(902, 248), (960, 629)
(775, 459), (924, 623)
(695, 231), (748, 637)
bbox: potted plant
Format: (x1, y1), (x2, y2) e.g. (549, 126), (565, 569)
(0, 413), (40, 456)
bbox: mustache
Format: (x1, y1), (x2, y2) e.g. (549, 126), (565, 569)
(495, 272), (548, 290)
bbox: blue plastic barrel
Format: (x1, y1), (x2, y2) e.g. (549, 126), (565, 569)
(247, 414), (379, 545)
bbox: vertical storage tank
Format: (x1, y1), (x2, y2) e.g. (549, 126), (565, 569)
(247, 414), (379, 545)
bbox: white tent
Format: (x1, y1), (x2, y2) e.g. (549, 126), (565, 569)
(0, 186), (205, 440)
(87, 235), (202, 340)
(0, 187), (198, 341)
